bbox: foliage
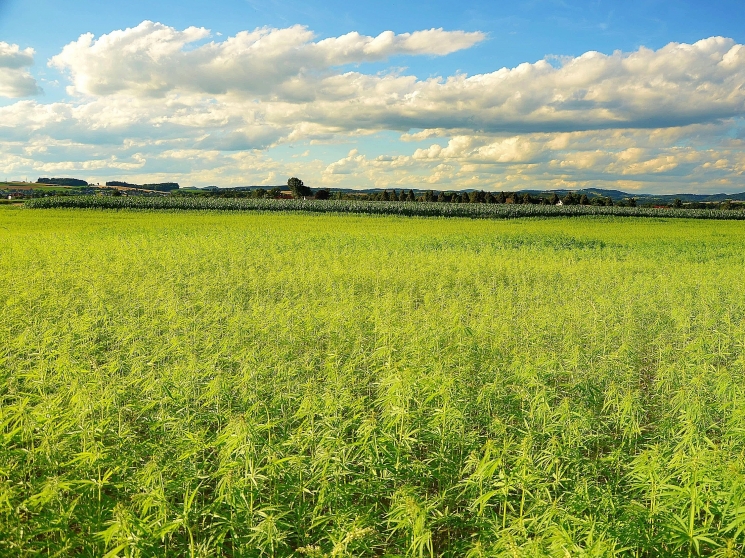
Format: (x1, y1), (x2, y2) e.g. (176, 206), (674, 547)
(288, 177), (312, 199)
(143, 182), (180, 192)
(37, 177), (88, 186)
(2, 209), (745, 556)
(107, 181), (180, 191)
(24, 195), (745, 220)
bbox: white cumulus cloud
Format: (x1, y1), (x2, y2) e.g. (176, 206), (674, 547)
(0, 42), (41, 97)
(50, 21), (485, 98)
(1, 23), (745, 193)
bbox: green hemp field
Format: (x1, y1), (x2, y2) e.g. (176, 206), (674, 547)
(2, 207), (745, 557)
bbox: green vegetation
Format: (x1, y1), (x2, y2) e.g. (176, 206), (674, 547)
(24, 195), (745, 220)
(288, 177), (312, 198)
(2, 207), (745, 556)
(37, 177), (89, 186)
(0, 183), (88, 196)
(106, 182), (181, 192)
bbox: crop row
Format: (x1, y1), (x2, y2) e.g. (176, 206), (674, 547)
(24, 195), (745, 219)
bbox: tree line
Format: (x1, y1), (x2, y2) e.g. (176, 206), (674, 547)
(106, 181), (180, 192)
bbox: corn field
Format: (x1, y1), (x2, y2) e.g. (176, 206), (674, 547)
(2, 207), (745, 556)
(24, 195), (745, 220)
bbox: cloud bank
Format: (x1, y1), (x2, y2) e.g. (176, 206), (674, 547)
(1, 22), (745, 193)
(0, 42), (41, 97)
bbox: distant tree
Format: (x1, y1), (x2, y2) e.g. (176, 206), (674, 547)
(424, 190), (435, 202)
(288, 177), (312, 198)
(144, 183), (180, 192)
(406, 190), (416, 202)
(111, 189), (122, 197)
(314, 189), (330, 200)
(562, 192), (577, 205)
(496, 191), (507, 204)
(391, 190), (399, 202)
(673, 198), (683, 208)
(628, 197), (637, 207)
(580, 194), (590, 205)
(485, 192), (495, 204)
(38, 177), (88, 186)
(549, 193), (560, 205)
(522, 193), (533, 204)
(252, 188), (267, 199)
(268, 187), (282, 198)
(604, 197), (614, 207)
(381, 190), (390, 201)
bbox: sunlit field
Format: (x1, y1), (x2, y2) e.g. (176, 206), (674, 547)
(2, 207), (745, 557)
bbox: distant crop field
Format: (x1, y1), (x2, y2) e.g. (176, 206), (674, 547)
(2, 207), (745, 556)
(0, 183), (77, 191)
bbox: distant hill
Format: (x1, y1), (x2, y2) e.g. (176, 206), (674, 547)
(522, 188), (745, 203)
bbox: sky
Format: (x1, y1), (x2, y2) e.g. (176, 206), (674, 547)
(1, 0), (744, 193)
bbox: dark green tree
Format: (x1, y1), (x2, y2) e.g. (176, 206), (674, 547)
(580, 194), (590, 205)
(562, 192), (577, 205)
(673, 198), (683, 208)
(288, 177), (312, 198)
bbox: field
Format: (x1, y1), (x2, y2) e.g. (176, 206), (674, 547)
(1, 206), (745, 557)
(0, 183), (81, 193)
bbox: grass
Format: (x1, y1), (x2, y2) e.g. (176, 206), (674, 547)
(2, 206), (745, 556)
(24, 195), (745, 220)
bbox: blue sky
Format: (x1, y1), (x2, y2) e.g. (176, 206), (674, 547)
(1, 0), (744, 192)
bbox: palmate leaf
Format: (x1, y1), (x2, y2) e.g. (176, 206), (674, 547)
(726, 506), (745, 540)
(665, 512), (719, 556)
(469, 489), (507, 516)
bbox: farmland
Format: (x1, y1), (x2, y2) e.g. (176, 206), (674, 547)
(2, 207), (745, 556)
